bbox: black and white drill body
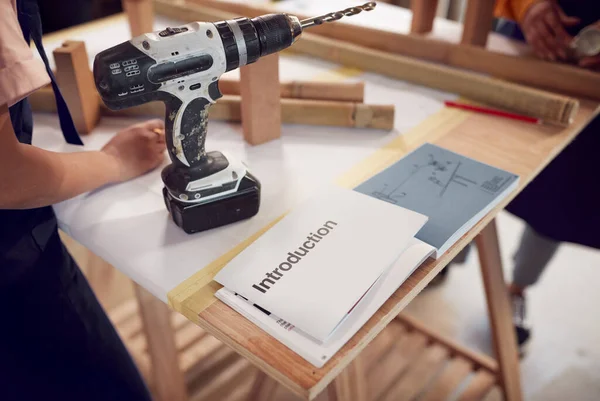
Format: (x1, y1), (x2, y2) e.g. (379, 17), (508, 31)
(93, 4), (376, 234)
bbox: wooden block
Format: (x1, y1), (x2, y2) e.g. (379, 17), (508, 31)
(123, 0), (154, 37)
(460, 0), (495, 47)
(239, 53), (282, 145)
(52, 41), (100, 134)
(410, 0), (439, 34)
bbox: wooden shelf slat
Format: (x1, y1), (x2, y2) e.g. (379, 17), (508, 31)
(419, 357), (473, 401)
(107, 298), (249, 401)
(380, 343), (450, 401)
(368, 329), (429, 399)
(361, 323), (407, 370)
(397, 313), (498, 373)
(457, 370), (498, 401)
(351, 318), (502, 401)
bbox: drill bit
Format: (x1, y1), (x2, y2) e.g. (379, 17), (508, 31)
(300, 2), (377, 29)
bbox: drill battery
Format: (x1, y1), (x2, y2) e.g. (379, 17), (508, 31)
(163, 172), (261, 234)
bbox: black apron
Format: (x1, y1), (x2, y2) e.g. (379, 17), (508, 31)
(0, 0), (83, 285)
(501, 1), (600, 249)
(0, 2), (153, 399)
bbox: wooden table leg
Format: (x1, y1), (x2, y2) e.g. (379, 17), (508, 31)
(328, 358), (367, 401)
(134, 284), (189, 401)
(475, 219), (523, 401)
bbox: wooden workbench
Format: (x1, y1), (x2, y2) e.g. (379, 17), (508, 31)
(32, 2), (600, 401)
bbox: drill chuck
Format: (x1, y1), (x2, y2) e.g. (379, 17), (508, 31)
(251, 14), (302, 57)
(215, 14), (302, 72)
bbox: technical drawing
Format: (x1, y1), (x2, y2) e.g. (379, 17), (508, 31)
(369, 152), (506, 203)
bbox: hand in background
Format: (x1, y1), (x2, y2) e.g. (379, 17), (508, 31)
(521, 0), (581, 61)
(577, 21), (600, 70)
(101, 119), (166, 183)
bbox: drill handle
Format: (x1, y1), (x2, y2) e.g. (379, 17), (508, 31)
(164, 80), (223, 168)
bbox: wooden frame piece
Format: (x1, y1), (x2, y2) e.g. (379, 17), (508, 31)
(52, 41), (100, 134)
(410, 0), (439, 34)
(460, 0), (496, 47)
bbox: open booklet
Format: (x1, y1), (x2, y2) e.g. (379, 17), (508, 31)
(213, 143), (520, 367)
(215, 238), (435, 368)
(214, 184), (429, 343)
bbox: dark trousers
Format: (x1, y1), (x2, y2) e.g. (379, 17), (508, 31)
(0, 228), (153, 401)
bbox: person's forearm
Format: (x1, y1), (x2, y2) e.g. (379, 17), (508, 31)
(0, 143), (120, 209)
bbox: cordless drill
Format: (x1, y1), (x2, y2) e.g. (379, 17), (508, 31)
(93, 3), (376, 234)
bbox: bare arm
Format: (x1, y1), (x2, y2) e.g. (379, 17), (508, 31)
(0, 103), (166, 209)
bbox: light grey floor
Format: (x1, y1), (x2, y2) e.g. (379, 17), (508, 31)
(405, 211), (600, 400)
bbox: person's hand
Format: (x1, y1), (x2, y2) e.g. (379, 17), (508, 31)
(101, 119), (166, 183)
(579, 53), (600, 70)
(577, 21), (600, 70)
(521, 0), (581, 61)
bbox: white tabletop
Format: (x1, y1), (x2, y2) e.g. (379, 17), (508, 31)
(32, 0), (521, 303)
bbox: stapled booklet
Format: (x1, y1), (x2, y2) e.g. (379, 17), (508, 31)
(215, 238), (435, 368)
(213, 184), (429, 343)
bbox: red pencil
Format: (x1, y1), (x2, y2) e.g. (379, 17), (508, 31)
(444, 100), (541, 125)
